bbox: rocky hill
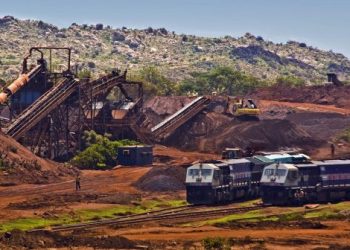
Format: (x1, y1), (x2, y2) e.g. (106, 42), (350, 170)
(1, 15), (350, 83)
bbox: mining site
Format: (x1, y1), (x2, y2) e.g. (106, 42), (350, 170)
(1, 3), (350, 250)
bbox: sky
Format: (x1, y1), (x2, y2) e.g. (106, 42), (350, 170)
(1, 0), (350, 57)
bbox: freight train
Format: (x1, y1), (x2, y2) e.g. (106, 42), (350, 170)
(185, 153), (310, 204)
(260, 160), (350, 205)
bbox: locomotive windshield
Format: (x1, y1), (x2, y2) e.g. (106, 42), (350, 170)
(263, 168), (287, 177)
(189, 169), (212, 176)
(264, 169), (274, 176)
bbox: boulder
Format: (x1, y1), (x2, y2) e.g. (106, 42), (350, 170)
(111, 31), (125, 42)
(37, 21), (49, 30)
(0, 16), (15, 26)
(111, 49), (119, 55)
(125, 39), (139, 49)
(193, 45), (204, 52)
(87, 61), (96, 68)
(55, 32), (66, 38)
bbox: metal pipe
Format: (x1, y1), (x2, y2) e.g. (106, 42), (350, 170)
(0, 65), (42, 104)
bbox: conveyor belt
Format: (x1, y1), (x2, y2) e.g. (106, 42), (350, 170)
(151, 96), (210, 140)
(84, 74), (128, 98)
(5, 73), (132, 140)
(5, 77), (78, 139)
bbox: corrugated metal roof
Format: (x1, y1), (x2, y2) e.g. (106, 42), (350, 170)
(292, 153), (311, 160)
(265, 163), (298, 170)
(188, 163), (220, 170)
(252, 155), (274, 163)
(225, 158), (251, 164)
(265, 154), (292, 160)
(296, 163), (318, 168)
(312, 160), (350, 166)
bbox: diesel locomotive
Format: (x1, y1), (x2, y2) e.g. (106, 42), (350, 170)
(185, 153), (310, 204)
(260, 160), (350, 205)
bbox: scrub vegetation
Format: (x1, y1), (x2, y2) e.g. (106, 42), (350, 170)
(71, 130), (139, 169)
(187, 201), (350, 227)
(0, 198), (186, 232)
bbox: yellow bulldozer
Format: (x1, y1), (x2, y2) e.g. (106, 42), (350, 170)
(228, 97), (260, 120)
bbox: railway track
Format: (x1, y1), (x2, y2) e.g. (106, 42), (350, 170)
(30, 204), (264, 233)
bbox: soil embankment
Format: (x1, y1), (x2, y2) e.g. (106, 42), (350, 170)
(144, 96), (325, 153)
(253, 84), (350, 109)
(0, 132), (77, 185)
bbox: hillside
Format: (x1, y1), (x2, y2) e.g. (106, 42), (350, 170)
(1, 15), (350, 83)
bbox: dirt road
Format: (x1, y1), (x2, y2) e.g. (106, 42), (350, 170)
(260, 100), (350, 115)
(0, 167), (150, 221)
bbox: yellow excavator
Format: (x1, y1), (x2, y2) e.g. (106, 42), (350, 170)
(228, 97), (260, 120)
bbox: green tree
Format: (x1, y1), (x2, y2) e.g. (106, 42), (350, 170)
(71, 131), (139, 169)
(130, 66), (177, 97)
(178, 66), (266, 95)
(77, 69), (92, 80)
(275, 75), (305, 87)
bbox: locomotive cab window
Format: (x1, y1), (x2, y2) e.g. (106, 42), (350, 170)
(263, 168), (286, 177)
(189, 169), (199, 176)
(188, 169), (212, 176)
(200, 169), (212, 176)
(264, 169), (274, 176)
(276, 169), (286, 177)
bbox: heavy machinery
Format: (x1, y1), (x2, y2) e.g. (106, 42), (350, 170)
(229, 97), (260, 120)
(327, 73), (343, 86)
(261, 159), (350, 205)
(185, 153), (311, 205)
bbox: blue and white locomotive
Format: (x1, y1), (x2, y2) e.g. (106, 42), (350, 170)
(185, 153), (310, 205)
(260, 160), (350, 205)
(185, 159), (259, 204)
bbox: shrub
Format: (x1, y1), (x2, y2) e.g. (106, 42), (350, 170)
(77, 69), (92, 80)
(71, 131), (138, 169)
(0, 159), (6, 170)
(278, 212), (304, 222)
(275, 75), (305, 87)
(337, 128), (350, 143)
(202, 237), (225, 250)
